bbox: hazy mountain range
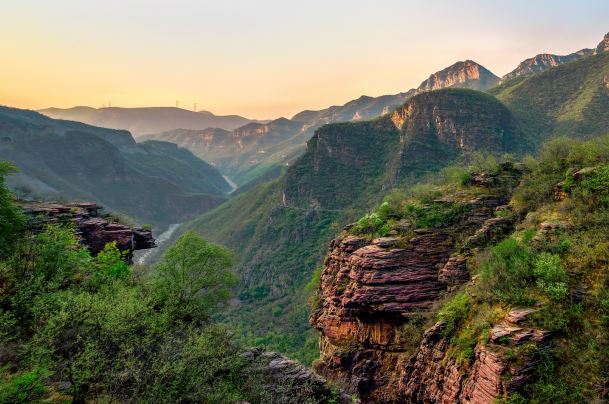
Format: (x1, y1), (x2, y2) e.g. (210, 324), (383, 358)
(38, 106), (260, 136)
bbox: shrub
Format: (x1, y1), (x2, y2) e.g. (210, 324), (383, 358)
(403, 202), (466, 229)
(480, 238), (534, 304)
(574, 164), (609, 208)
(533, 253), (568, 300)
(0, 368), (48, 404)
(437, 293), (470, 336)
(93, 241), (129, 281)
(353, 212), (385, 235)
(0, 162), (25, 258)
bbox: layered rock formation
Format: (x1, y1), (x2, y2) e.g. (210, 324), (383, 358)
(309, 166), (553, 402)
(21, 202), (155, 262)
(403, 308), (550, 403)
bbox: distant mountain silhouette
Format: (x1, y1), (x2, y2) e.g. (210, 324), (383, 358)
(38, 106), (259, 136)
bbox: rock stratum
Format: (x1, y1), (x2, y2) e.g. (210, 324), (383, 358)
(20, 201), (155, 262)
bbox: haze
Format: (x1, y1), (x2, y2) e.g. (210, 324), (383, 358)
(2, 0), (608, 118)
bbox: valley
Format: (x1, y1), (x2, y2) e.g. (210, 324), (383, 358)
(3, 14), (609, 402)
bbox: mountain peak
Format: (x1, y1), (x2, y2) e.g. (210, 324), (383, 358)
(596, 31), (609, 54)
(416, 60), (500, 93)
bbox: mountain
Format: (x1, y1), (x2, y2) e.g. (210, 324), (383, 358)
(0, 106), (230, 226)
(173, 89), (524, 363)
(292, 92), (415, 127)
(500, 31), (609, 83)
(139, 118), (307, 185)
(416, 60), (500, 92)
(141, 60), (498, 186)
(491, 49), (609, 143)
(501, 49), (594, 82)
(38, 106), (256, 136)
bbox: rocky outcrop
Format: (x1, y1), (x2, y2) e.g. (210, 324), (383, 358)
(242, 348), (352, 403)
(310, 185), (521, 401)
(416, 60), (500, 93)
(596, 32), (609, 54)
(20, 202), (155, 262)
(402, 309), (551, 404)
(501, 50), (593, 82)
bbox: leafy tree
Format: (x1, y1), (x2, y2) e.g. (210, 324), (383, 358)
(154, 231), (236, 322)
(93, 241), (129, 282)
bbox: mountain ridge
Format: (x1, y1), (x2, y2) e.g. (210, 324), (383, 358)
(38, 106), (259, 136)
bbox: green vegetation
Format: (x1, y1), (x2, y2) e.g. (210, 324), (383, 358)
(435, 135), (609, 402)
(492, 51), (609, 146)
(0, 162), (25, 258)
(0, 165), (293, 402)
(437, 293), (470, 336)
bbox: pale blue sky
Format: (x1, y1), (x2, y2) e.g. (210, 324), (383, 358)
(1, 0), (608, 118)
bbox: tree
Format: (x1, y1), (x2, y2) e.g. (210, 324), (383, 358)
(0, 162), (25, 258)
(154, 231), (236, 322)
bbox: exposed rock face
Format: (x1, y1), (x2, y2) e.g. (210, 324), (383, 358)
(401, 308), (550, 404)
(21, 202), (155, 262)
(310, 187), (521, 402)
(416, 60), (500, 93)
(501, 50), (593, 82)
(596, 31), (609, 54)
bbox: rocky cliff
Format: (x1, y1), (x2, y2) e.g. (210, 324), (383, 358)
(20, 201), (155, 262)
(309, 165), (555, 402)
(596, 31), (609, 54)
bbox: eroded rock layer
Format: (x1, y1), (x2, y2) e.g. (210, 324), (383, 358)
(309, 167), (550, 403)
(21, 201), (155, 262)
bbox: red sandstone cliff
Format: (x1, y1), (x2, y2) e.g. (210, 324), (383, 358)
(310, 166), (552, 403)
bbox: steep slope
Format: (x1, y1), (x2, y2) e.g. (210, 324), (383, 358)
(0, 106), (229, 226)
(501, 49), (594, 82)
(178, 89), (524, 362)
(491, 50), (609, 143)
(38, 106), (256, 136)
(416, 60), (500, 92)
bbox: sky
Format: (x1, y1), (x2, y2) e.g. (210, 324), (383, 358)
(1, 0), (608, 119)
